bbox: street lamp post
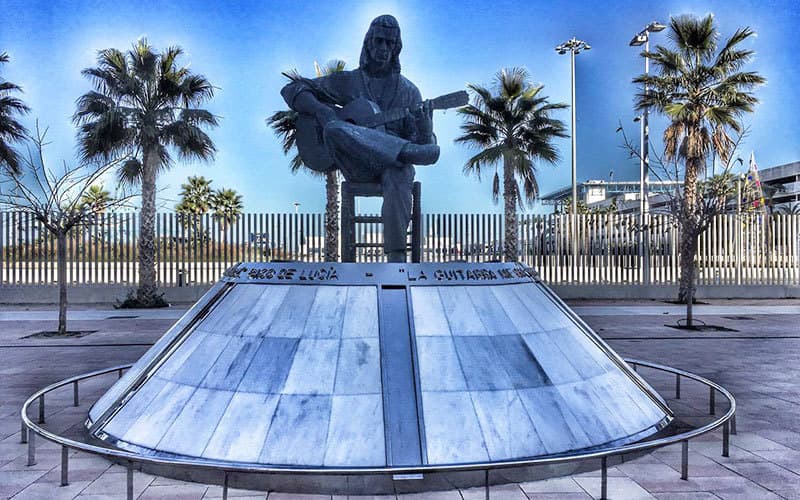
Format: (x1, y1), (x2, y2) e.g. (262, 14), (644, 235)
(633, 115), (645, 215)
(556, 37), (590, 282)
(630, 21), (665, 285)
(293, 202), (301, 258)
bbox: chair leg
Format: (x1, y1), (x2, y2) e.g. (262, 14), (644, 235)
(341, 183), (356, 263)
(411, 181), (422, 263)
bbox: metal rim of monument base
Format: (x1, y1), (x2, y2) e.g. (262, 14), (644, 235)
(20, 358), (736, 499)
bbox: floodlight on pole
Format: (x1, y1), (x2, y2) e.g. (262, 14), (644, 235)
(556, 37), (590, 282)
(630, 21), (664, 285)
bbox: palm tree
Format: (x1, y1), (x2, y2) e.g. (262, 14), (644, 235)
(635, 14), (765, 304)
(211, 188), (242, 262)
(456, 67), (568, 261)
(268, 59), (346, 262)
(211, 188), (243, 230)
(80, 184), (113, 214)
(776, 202), (800, 215)
(74, 39), (218, 306)
(176, 175), (213, 241)
(0, 52), (30, 173)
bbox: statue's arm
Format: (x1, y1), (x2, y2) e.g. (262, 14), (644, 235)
(411, 87), (435, 145)
(281, 80), (337, 125)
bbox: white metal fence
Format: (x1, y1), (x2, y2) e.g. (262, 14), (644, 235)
(1, 211), (798, 286)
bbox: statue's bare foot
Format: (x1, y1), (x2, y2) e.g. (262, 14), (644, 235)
(398, 143), (440, 165)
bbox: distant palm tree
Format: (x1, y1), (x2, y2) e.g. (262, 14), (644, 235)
(0, 52), (30, 173)
(776, 202), (800, 215)
(74, 39), (218, 306)
(79, 184), (113, 214)
(176, 175), (213, 215)
(176, 175), (213, 240)
(211, 188), (243, 230)
(634, 14), (765, 303)
(210, 188), (242, 261)
(456, 67), (568, 261)
(268, 59), (346, 262)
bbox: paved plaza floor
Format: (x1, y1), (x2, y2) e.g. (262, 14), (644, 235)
(1, 298), (799, 499)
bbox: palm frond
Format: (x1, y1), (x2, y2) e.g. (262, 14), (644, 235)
(463, 145), (504, 178)
(116, 158), (142, 187)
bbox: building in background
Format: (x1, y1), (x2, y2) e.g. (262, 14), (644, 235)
(541, 160), (800, 214)
(540, 180), (681, 213)
(759, 161), (800, 211)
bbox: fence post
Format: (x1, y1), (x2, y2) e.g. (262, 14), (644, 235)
(736, 211), (742, 286)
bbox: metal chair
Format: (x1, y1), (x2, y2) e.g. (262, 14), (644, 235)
(341, 181), (421, 263)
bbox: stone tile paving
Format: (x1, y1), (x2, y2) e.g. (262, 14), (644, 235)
(0, 303), (798, 499)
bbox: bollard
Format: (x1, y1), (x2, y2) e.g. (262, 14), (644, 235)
(681, 440), (689, 480)
(709, 387), (716, 416)
(73, 381), (79, 407)
(601, 456), (608, 500)
(722, 421), (730, 457)
(61, 446), (69, 486)
(38, 395), (45, 424)
(27, 432), (36, 466)
(675, 373), (681, 399)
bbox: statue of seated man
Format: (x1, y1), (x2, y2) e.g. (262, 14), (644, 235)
(281, 14), (440, 263)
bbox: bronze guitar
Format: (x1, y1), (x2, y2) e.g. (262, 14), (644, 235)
(294, 90), (468, 172)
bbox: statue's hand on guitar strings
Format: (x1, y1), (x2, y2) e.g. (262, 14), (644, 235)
(413, 100), (434, 144)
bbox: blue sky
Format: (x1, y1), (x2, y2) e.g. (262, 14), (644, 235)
(1, 0), (798, 214)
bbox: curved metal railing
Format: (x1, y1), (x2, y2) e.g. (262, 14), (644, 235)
(20, 358), (736, 500)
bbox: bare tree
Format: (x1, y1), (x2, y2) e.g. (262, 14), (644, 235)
(0, 124), (134, 335)
(619, 122), (748, 326)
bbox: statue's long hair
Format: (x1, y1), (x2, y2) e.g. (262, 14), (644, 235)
(359, 15), (402, 75)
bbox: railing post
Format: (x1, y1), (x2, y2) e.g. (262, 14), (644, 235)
(731, 414), (737, 435)
(601, 456), (608, 500)
(675, 373), (681, 399)
(643, 213), (651, 285)
(722, 421), (730, 457)
(222, 472), (229, 500)
(73, 381), (79, 407)
(681, 440), (689, 480)
(38, 394), (45, 424)
(20, 419), (27, 444)
(709, 387), (716, 416)
(27, 431), (36, 466)
(484, 468), (490, 500)
(126, 463), (134, 500)
(118, 368), (123, 379)
(61, 445), (69, 486)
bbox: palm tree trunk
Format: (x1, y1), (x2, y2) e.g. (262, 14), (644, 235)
(136, 148), (159, 305)
(57, 231), (68, 335)
(678, 221), (699, 326)
(678, 156), (701, 306)
(324, 171), (339, 262)
(502, 155), (518, 262)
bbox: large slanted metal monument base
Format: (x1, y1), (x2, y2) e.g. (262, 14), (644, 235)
(85, 262), (674, 494)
